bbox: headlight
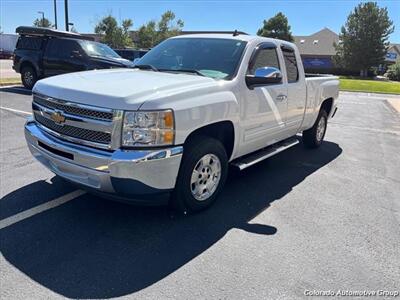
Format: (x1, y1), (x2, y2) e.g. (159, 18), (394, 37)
(122, 110), (175, 147)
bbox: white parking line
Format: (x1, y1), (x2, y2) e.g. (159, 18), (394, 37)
(0, 190), (86, 230)
(0, 106), (32, 116)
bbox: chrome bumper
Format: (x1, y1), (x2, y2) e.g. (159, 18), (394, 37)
(25, 120), (183, 199)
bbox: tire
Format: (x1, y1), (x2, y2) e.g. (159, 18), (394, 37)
(171, 136), (228, 213)
(303, 109), (328, 148)
(21, 66), (37, 89)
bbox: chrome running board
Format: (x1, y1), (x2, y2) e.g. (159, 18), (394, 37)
(232, 137), (299, 170)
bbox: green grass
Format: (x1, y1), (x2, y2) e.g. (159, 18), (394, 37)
(340, 78), (400, 94)
(0, 77), (21, 86)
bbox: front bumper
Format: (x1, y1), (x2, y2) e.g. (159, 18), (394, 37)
(25, 120), (183, 203)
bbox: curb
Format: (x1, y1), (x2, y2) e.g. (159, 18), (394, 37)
(387, 99), (400, 113)
(0, 81), (22, 87)
(340, 91), (400, 98)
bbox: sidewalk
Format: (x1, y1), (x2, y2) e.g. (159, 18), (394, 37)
(0, 59), (21, 86)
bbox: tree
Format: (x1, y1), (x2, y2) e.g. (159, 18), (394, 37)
(257, 12), (294, 42)
(136, 11), (184, 48)
(334, 2), (394, 77)
(33, 17), (53, 28)
(386, 61), (400, 81)
(94, 15), (133, 48)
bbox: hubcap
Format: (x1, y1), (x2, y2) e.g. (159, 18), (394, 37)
(316, 116), (326, 142)
(24, 71), (33, 86)
(190, 154), (221, 201)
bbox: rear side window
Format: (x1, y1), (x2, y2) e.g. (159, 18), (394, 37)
(248, 47), (280, 75)
(282, 47), (299, 83)
(17, 36), (42, 50)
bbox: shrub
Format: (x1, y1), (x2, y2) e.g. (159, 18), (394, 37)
(386, 61), (400, 81)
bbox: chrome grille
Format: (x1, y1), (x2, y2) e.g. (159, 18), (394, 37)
(32, 93), (121, 150)
(34, 113), (111, 144)
(33, 95), (113, 121)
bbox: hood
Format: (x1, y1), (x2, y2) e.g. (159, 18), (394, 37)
(90, 56), (134, 67)
(33, 69), (218, 110)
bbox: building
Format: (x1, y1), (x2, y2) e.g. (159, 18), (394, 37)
(386, 44), (400, 64)
(294, 28), (339, 71)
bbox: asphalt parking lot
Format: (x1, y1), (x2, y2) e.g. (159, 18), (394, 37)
(0, 87), (399, 299)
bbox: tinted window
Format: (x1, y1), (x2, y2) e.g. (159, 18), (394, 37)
(248, 47), (280, 75)
(46, 39), (81, 58)
(282, 48), (299, 82)
(138, 38), (247, 80)
(17, 36), (42, 50)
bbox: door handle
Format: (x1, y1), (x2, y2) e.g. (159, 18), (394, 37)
(276, 94), (287, 101)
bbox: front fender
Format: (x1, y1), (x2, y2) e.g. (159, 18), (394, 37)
(175, 91), (239, 145)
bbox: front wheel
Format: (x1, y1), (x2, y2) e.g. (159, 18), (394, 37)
(303, 109), (328, 148)
(21, 66), (37, 90)
(171, 136), (228, 213)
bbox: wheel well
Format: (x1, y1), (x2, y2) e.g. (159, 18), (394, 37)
(20, 61), (36, 74)
(185, 121), (235, 159)
(321, 98), (333, 115)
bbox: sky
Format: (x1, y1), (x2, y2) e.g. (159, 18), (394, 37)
(1, 0), (399, 43)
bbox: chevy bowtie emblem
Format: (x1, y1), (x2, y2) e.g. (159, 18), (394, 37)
(50, 111), (66, 124)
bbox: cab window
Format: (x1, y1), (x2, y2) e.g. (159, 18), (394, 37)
(281, 47), (299, 83)
(248, 47), (280, 75)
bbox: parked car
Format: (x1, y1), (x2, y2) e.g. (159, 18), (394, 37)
(0, 33), (18, 59)
(13, 26), (134, 89)
(114, 49), (148, 62)
(25, 34), (339, 213)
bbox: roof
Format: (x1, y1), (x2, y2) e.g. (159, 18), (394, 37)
(171, 33), (257, 42)
(294, 28), (339, 56)
(16, 26), (94, 41)
(388, 43), (400, 54)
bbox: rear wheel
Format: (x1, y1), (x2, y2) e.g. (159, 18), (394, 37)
(303, 109), (328, 148)
(172, 136), (228, 213)
(21, 66), (37, 89)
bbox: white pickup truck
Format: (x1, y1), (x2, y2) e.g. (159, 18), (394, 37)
(25, 34), (339, 212)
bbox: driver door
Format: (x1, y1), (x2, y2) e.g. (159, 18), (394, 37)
(240, 43), (288, 155)
(43, 38), (86, 76)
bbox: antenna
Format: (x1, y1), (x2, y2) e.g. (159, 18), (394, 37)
(233, 30), (239, 36)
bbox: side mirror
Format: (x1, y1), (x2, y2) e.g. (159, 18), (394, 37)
(71, 50), (82, 58)
(246, 67), (282, 88)
(133, 58), (141, 65)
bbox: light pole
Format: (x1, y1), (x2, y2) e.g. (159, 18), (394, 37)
(54, 0), (58, 29)
(37, 11), (44, 27)
(64, 0), (69, 31)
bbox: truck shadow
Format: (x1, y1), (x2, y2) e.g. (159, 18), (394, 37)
(0, 86), (31, 95)
(0, 141), (342, 298)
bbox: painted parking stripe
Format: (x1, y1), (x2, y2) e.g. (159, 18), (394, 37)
(0, 106), (32, 116)
(0, 190), (86, 230)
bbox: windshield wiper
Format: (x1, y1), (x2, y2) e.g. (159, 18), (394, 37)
(134, 64), (159, 72)
(164, 69), (206, 77)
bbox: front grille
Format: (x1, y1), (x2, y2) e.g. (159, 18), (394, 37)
(33, 95), (113, 121)
(35, 113), (111, 144)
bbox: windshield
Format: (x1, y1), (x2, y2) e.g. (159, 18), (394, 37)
(138, 38), (247, 80)
(79, 40), (121, 59)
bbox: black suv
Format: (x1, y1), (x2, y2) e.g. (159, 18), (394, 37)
(13, 26), (134, 89)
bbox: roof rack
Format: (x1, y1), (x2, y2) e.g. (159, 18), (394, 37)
(15, 26), (94, 41)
